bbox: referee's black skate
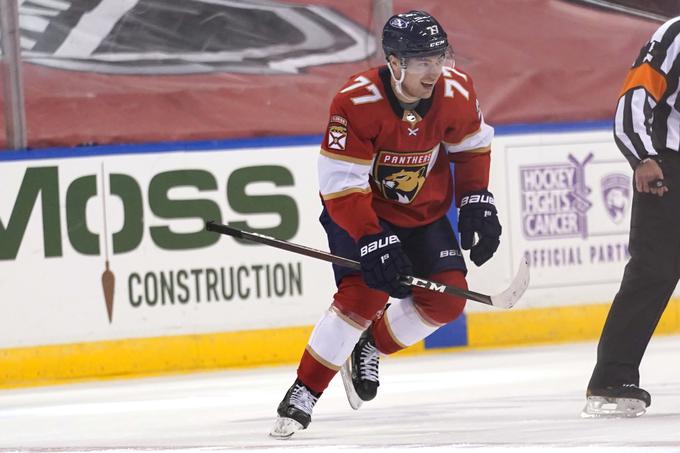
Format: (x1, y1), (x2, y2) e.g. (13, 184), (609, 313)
(269, 379), (320, 438)
(581, 384), (651, 418)
(341, 329), (380, 410)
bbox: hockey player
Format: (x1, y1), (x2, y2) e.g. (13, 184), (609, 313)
(270, 10), (501, 437)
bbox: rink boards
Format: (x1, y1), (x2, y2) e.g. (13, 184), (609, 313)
(2, 126), (680, 388)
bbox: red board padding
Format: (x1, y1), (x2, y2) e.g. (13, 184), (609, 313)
(0, 0), (658, 150)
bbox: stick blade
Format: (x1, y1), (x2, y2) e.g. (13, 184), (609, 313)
(490, 256), (530, 309)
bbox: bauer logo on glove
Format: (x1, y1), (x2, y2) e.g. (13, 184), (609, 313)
(359, 234), (401, 256)
(460, 193), (495, 207)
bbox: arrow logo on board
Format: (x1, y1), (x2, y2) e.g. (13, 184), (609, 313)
(101, 163), (115, 323)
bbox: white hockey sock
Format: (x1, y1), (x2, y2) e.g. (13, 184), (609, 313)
(383, 296), (441, 348)
(307, 306), (364, 368)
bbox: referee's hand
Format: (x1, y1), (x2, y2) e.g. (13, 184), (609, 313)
(635, 158), (668, 197)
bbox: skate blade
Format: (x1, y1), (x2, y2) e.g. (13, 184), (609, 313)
(269, 416), (304, 439)
(581, 396), (647, 418)
(340, 358), (363, 410)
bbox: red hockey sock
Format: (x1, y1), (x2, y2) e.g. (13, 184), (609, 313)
(296, 347), (339, 394)
(372, 311), (405, 355)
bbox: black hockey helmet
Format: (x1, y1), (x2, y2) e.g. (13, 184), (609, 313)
(382, 10), (449, 60)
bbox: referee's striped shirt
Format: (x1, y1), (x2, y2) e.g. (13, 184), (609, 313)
(615, 16), (680, 168)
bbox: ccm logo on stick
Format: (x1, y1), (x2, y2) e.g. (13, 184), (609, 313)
(410, 277), (446, 293)
(360, 235), (400, 256)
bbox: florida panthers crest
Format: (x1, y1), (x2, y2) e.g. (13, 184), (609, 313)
(374, 149), (434, 204)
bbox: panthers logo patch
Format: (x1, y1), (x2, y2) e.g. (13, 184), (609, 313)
(374, 150), (434, 204)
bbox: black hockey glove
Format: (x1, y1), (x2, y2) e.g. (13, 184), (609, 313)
(458, 190), (502, 266)
(358, 231), (413, 299)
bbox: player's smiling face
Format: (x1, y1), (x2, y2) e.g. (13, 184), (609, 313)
(389, 53), (446, 100)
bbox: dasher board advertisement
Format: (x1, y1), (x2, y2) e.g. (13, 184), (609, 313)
(0, 146), (335, 348)
(478, 131), (641, 309)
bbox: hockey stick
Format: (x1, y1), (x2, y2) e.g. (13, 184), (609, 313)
(205, 221), (529, 309)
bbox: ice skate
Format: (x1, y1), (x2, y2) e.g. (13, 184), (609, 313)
(269, 379), (319, 438)
(581, 384), (651, 418)
(341, 329), (380, 410)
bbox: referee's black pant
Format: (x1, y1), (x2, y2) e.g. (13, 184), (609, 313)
(589, 150), (680, 390)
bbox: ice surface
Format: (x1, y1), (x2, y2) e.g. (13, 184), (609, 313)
(1, 336), (680, 452)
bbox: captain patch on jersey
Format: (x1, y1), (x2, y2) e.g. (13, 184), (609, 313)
(327, 115), (348, 151)
(374, 149), (433, 204)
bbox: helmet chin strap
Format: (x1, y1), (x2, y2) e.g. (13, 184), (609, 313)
(388, 58), (420, 104)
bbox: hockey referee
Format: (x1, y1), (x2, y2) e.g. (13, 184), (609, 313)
(584, 16), (680, 418)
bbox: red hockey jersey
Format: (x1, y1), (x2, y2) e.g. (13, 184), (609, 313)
(319, 66), (493, 241)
